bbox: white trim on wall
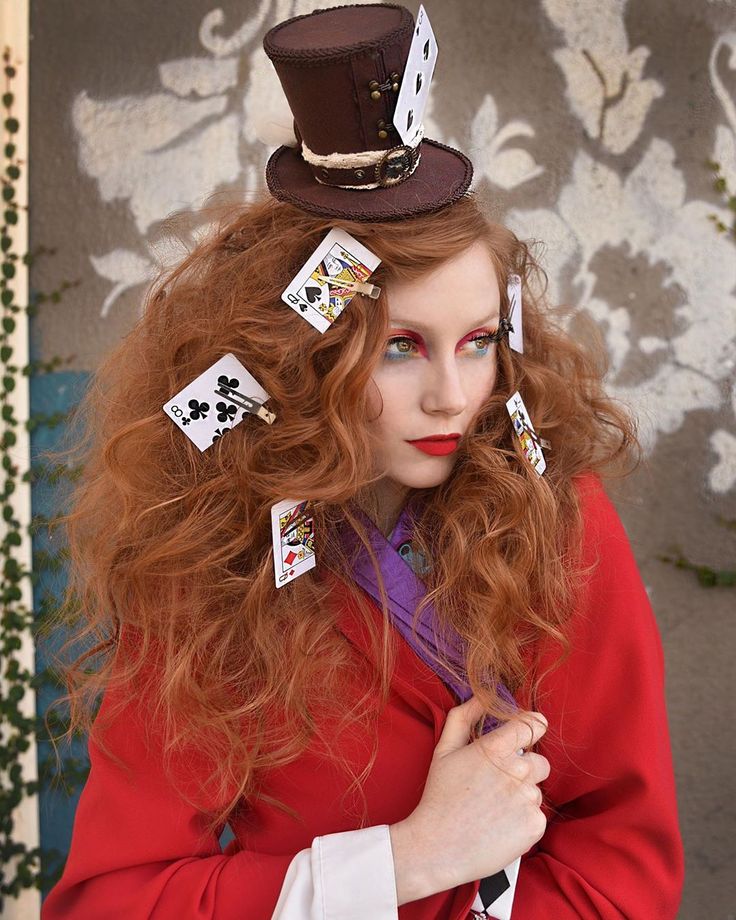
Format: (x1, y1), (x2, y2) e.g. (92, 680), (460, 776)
(0, 2), (40, 918)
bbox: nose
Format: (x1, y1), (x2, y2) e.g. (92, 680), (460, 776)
(421, 356), (468, 417)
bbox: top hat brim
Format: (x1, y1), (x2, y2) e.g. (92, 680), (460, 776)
(264, 138), (473, 222)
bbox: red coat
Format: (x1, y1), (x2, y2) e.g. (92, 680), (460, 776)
(42, 480), (684, 918)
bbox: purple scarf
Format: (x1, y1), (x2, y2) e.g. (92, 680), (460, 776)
(342, 502), (518, 734)
(340, 503), (522, 917)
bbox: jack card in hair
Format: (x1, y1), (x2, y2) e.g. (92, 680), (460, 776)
(271, 499), (316, 588)
(506, 390), (546, 476)
(163, 353), (274, 453)
(393, 4), (438, 147)
(281, 228), (381, 334)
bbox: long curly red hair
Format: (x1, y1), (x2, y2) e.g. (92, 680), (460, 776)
(42, 190), (637, 836)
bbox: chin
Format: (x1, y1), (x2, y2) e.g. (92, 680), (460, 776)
(390, 457), (457, 490)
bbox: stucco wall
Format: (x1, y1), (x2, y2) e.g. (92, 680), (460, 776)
(29, 1), (736, 916)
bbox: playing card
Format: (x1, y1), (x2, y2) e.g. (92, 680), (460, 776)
(506, 391), (546, 476)
(393, 4), (438, 147)
(506, 274), (523, 354)
(281, 228), (381, 334)
(163, 353), (274, 452)
(270, 499), (317, 588)
(470, 858), (520, 920)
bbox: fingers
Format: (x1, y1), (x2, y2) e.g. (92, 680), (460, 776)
(487, 712), (548, 757)
(434, 696), (487, 756)
(495, 751), (550, 785)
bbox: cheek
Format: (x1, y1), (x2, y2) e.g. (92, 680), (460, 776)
(464, 354), (498, 409)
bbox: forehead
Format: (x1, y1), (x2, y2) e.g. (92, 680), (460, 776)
(386, 241), (501, 329)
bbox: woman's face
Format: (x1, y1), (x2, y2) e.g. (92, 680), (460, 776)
(367, 239), (502, 492)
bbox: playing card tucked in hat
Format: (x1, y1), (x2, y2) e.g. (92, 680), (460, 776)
(261, 2), (473, 222)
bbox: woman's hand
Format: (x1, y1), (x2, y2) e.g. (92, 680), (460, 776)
(389, 695), (549, 905)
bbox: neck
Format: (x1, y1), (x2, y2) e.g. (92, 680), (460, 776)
(358, 478), (410, 538)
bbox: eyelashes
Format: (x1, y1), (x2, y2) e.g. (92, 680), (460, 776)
(383, 330), (497, 361)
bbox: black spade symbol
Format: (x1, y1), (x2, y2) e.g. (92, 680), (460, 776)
(299, 303), (308, 312)
(423, 39), (430, 60)
(406, 109), (414, 132)
(415, 72), (423, 94)
(305, 285), (321, 303)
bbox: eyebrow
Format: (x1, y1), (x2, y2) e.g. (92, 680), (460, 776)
(388, 312), (501, 335)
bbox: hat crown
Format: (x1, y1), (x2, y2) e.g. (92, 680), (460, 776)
(263, 3), (414, 157)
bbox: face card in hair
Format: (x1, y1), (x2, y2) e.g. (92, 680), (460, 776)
(163, 353), (274, 453)
(271, 499), (316, 588)
(506, 390), (546, 476)
(394, 4), (438, 147)
(281, 228), (381, 334)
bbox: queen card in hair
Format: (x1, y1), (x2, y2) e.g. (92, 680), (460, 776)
(281, 228), (381, 333)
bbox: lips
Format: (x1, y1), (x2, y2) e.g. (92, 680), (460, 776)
(406, 433), (461, 456)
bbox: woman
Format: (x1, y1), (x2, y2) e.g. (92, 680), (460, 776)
(41, 4), (684, 918)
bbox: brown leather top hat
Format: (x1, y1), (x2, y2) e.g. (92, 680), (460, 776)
(262, 2), (473, 222)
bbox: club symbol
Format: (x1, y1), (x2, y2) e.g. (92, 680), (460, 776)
(187, 398), (210, 420)
(217, 374), (240, 390)
(215, 400), (238, 423)
(211, 426), (231, 443)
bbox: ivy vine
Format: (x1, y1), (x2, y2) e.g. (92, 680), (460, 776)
(1, 44), (85, 907)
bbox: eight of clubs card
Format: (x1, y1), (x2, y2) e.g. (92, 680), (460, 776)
(271, 499), (316, 587)
(281, 228), (381, 333)
(163, 353), (273, 452)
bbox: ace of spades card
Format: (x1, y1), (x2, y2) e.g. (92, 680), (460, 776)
(393, 4), (438, 147)
(506, 391), (546, 476)
(270, 499), (316, 588)
(162, 353), (274, 452)
(281, 228), (381, 334)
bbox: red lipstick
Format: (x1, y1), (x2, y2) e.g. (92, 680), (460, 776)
(406, 433), (461, 456)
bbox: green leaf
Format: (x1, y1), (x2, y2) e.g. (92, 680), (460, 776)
(1, 287), (12, 305)
(2, 92), (13, 108)
(0, 346), (10, 361)
(2, 316), (16, 333)
(4, 117), (19, 134)
(2, 185), (15, 202)
(6, 165), (20, 180)
(5, 208), (17, 225)
(4, 143), (16, 158)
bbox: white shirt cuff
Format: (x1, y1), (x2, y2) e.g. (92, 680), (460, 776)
(271, 824), (398, 920)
